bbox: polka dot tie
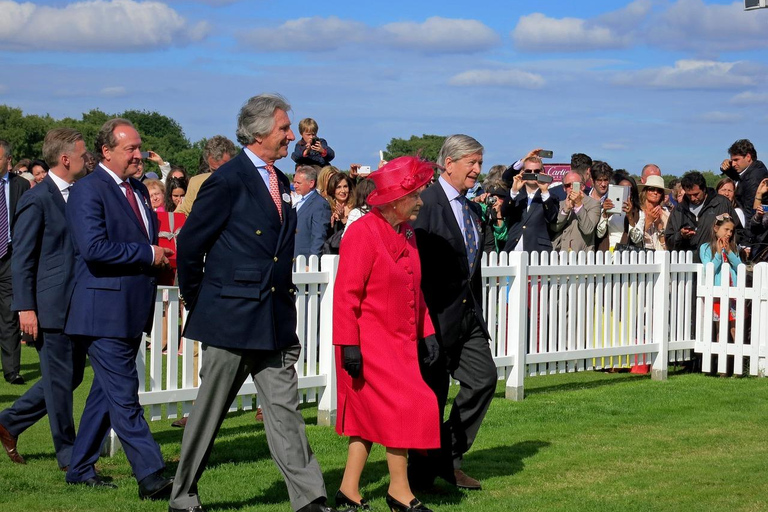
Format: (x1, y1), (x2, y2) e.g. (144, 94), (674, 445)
(459, 196), (476, 273)
(265, 164), (283, 223)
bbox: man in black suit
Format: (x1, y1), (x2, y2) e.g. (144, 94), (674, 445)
(0, 128), (87, 468)
(293, 165), (331, 259)
(0, 140), (30, 384)
(502, 156), (559, 253)
(720, 139), (768, 245)
(411, 134), (497, 491)
(170, 94), (335, 512)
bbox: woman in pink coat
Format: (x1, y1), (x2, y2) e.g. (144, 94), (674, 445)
(333, 156), (440, 512)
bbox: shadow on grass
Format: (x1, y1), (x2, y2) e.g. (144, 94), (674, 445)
(521, 372), (648, 397)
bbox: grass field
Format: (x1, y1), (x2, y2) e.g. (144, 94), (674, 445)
(1, 346), (767, 512)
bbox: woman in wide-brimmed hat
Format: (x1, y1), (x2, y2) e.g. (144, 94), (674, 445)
(638, 174), (672, 250)
(333, 156), (439, 512)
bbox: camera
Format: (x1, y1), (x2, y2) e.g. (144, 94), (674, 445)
(485, 195), (498, 206)
(537, 174), (553, 184)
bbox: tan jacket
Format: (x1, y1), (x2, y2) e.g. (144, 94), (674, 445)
(175, 172), (211, 216)
(552, 194), (601, 252)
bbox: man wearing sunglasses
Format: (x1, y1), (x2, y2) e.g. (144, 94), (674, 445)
(551, 171), (601, 252)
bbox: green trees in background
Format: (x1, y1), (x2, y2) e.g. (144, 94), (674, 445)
(0, 105), (205, 175)
(384, 134), (446, 162)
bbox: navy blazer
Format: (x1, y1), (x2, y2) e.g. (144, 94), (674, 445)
(176, 151), (300, 351)
(11, 175), (75, 330)
(413, 182), (489, 348)
(501, 189), (559, 253)
(294, 190), (331, 258)
(65, 166), (159, 339)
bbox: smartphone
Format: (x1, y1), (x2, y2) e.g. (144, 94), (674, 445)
(572, 182), (581, 193)
(311, 137), (319, 145)
(140, 151), (150, 159)
(358, 165), (372, 176)
(539, 150), (554, 159)
(521, 172), (537, 181)
(537, 173), (553, 184)
(762, 205), (768, 214)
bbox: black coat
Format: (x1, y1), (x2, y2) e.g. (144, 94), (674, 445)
(501, 188), (559, 253)
(723, 159), (768, 233)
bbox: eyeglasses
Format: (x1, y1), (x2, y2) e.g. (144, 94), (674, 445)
(563, 183), (580, 189)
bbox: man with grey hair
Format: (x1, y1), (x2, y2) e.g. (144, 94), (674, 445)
(411, 134), (497, 491)
(175, 135), (238, 216)
(0, 139), (30, 385)
(293, 165), (331, 259)
(0, 128), (87, 468)
(170, 94), (335, 512)
(551, 170), (601, 252)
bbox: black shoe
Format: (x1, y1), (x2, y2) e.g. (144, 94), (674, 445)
(68, 475), (117, 489)
(335, 489), (371, 510)
(297, 498), (338, 512)
(6, 374), (24, 385)
(169, 506), (205, 512)
(451, 469), (482, 490)
(138, 471), (174, 500)
(385, 494), (432, 512)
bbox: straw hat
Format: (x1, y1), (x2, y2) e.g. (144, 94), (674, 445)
(638, 175), (670, 194)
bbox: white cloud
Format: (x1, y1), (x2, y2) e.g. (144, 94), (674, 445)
(448, 69), (545, 89)
(613, 60), (757, 89)
(602, 142), (629, 151)
(0, 0), (209, 52)
(100, 86), (128, 97)
(729, 91), (768, 105)
(238, 15), (499, 54)
(381, 16), (500, 53)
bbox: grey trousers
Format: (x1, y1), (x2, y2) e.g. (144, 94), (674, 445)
(169, 344), (326, 511)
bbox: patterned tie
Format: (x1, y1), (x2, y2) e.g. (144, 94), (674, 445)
(458, 196), (476, 273)
(0, 181), (8, 258)
(121, 182), (149, 239)
(265, 164), (283, 223)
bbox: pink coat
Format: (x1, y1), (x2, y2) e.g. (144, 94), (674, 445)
(333, 209), (439, 449)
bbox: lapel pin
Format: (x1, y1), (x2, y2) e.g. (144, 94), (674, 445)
(282, 193), (291, 203)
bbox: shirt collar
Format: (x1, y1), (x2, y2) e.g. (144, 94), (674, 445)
(48, 170), (72, 193)
(99, 163), (129, 185)
(243, 147), (268, 169)
(438, 175), (462, 202)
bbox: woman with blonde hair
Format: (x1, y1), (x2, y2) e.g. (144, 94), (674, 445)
(317, 165), (339, 199)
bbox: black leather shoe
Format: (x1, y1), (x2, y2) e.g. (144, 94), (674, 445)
(335, 489), (371, 510)
(385, 494), (432, 512)
(7, 374), (24, 385)
(297, 499), (339, 512)
(68, 475), (117, 489)
(138, 471), (174, 500)
(168, 506), (205, 512)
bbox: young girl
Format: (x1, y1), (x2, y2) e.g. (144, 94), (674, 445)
(699, 213), (742, 328)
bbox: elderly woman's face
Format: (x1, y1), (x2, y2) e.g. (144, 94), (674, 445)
(149, 186), (164, 209)
(392, 186), (425, 223)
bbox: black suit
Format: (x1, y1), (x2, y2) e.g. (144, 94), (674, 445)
(411, 179), (497, 482)
(501, 188), (559, 253)
(723, 159), (768, 244)
(0, 174), (85, 468)
(1, 172), (30, 381)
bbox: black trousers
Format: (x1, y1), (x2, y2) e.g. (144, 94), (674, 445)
(412, 311), (497, 480)
(0, 252), (20, 380)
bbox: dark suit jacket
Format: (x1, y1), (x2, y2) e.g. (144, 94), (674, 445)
(413, 182), (489, 348)
(294, 190), (331, 258)
(501, 188), (559, 253)
(5, 172), (30, 244)
(65, 166), (159, 339)
(176, 151), (299, 351)
(723, 159), (768, 237)
(11, 175), (74, 330)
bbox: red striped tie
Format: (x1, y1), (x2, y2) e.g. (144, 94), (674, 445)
(265, 164), (283, 223)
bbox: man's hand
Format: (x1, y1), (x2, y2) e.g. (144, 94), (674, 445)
(538, 180), (550, 194)
(152, 246), (174, 267)
(147, 151), (165, 166)
(511, 173), (524, 193)
(720, 159), (732, 172)
(680, 227), (696, 239)
(570, 189), (584, 209)
(524, 148), (544, 160)
(349, 164), (361, 178)
(19, 310), (38, 341)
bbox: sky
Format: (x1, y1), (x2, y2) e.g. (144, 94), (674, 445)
(1, 0), (767, 175)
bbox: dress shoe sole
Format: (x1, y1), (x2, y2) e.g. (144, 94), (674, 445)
(168, 506), (205, 512)
(140, 479), (174, 500)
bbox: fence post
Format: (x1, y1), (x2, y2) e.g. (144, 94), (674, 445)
(316, 255), (339, 426)
(506, 251), (528, 401)
(651, 251), (670, 381)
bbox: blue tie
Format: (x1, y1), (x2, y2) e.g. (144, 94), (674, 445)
(459, 196), (476, 272)
(0, 181), (8, 258)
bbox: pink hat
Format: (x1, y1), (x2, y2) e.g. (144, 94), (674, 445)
(366, 156), (434, 206)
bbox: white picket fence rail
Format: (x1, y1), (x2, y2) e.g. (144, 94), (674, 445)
(134, 251), (768, 427)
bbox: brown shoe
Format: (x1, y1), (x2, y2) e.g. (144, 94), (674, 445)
(0, 423), (25, 464)
(453, 469), (481, 490)
(171, 417), (187, 428)
(254, 408), (264, 422)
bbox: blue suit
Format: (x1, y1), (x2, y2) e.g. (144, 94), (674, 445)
(64, 165), (164, 484)
(501, 189), (559, 253)
(0, 174), (85, 468)
(294, 190), (331, 258)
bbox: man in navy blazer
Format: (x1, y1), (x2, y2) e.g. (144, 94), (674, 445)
(64, 119), (174, 498)
(0, 140), (30, 385)
(0, 129), (87, 468)
(293, 165), (331, 259)
(501, 156), (559, 253)
(170, 94), (333, 512)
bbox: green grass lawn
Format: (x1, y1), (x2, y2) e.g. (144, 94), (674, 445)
(1, 346), (767, 512)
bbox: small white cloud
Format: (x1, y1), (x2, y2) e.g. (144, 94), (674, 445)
(512, 11), (633, 52)
(696, 111), (741, 124)
(100, 86), (127, 97)
(238, 16), (367, 52)
(0, 0), (209, 52)
(729, 91), (768, 105)
(613, 60), (757, 89)
(448, 69), (545, 89)
(602, 142), (629, 151)
(381, 16), (500, 53)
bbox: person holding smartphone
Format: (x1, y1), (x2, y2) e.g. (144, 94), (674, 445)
(551, 171), (601, 252)
(291, 117), (335, 167)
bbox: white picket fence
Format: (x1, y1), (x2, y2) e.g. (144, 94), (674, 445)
(135, 251), (768, 428)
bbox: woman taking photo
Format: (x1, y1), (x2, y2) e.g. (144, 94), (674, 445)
(333, 156), (439, 512)
(596, 171), (642, 251)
